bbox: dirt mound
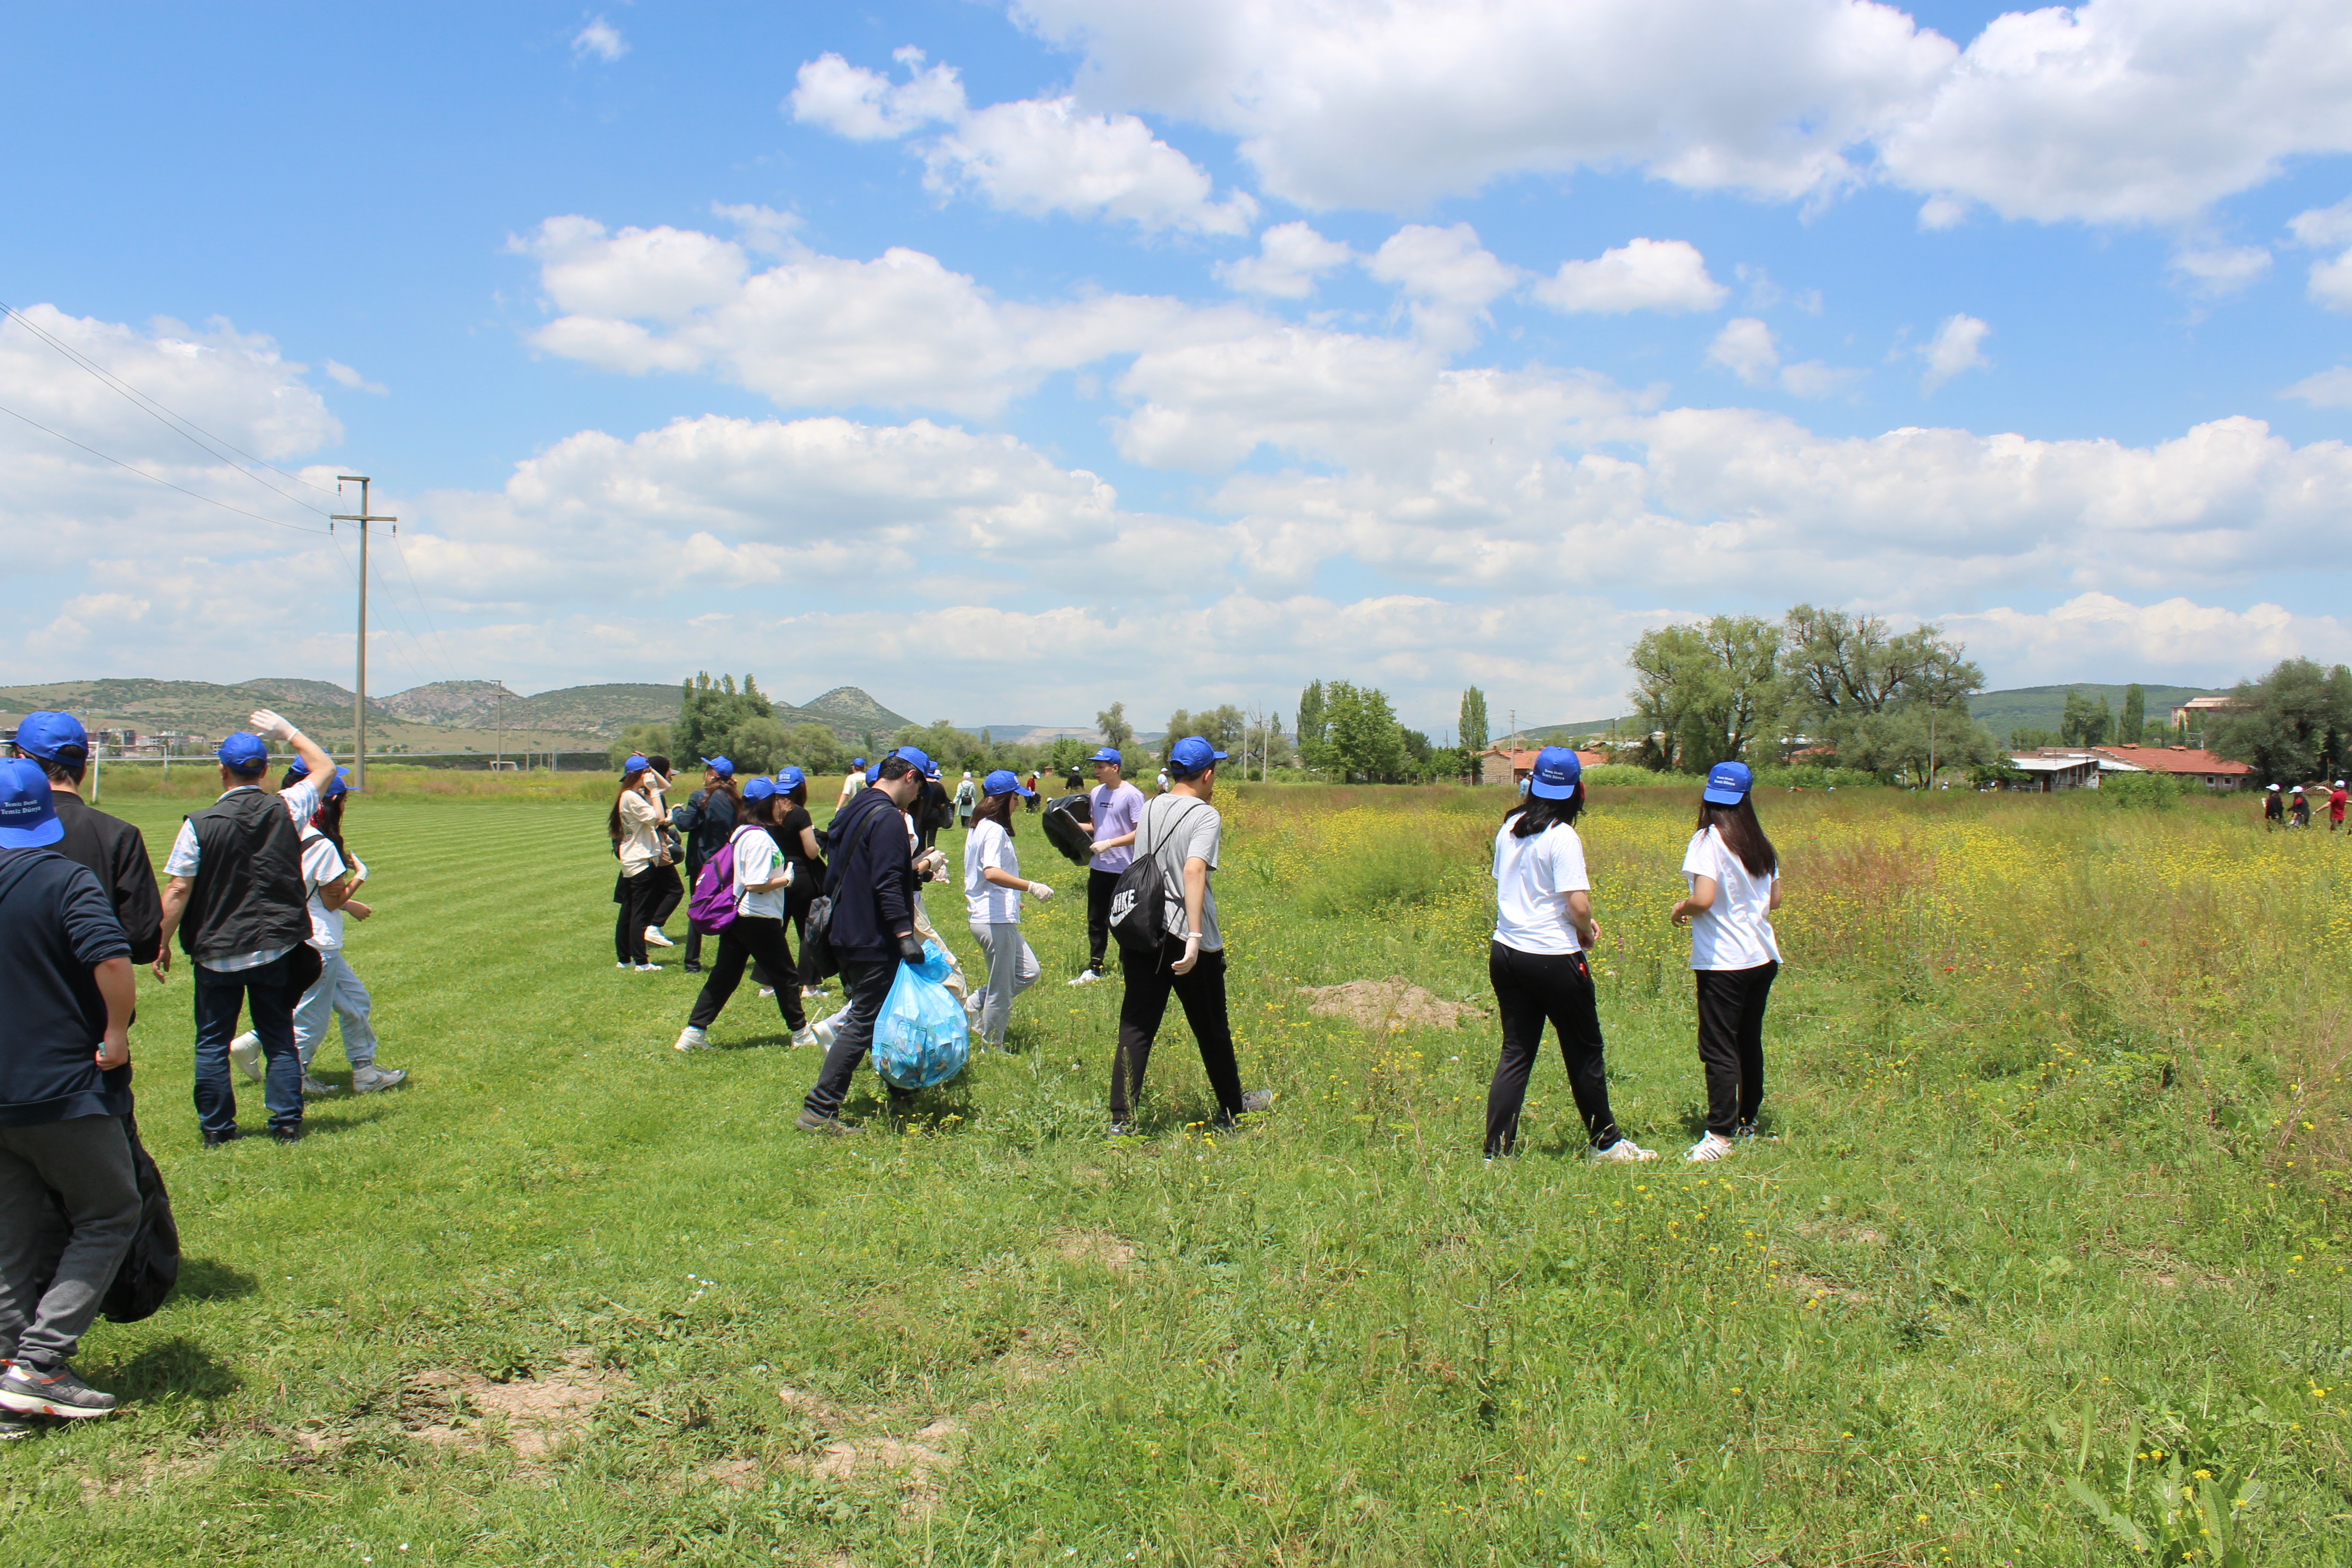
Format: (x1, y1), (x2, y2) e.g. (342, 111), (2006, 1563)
(1298, 979), (1485, 1033)
(1052, 1228), (1138, 1273)
(403, 1348), (624, 1460)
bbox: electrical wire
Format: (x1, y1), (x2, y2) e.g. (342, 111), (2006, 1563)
(0, 400), (333, 536)
(387, 526), (462, 687)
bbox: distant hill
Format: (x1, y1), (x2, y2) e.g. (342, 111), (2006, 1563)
(1969, 683), (2223, 736)
(1518, 716), (1634, 743)
(794, 686), (913, 741)
(0, 678), (369, 741)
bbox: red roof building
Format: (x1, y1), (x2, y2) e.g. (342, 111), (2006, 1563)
(2094, 745), (2252, 790)
(1480, 745), (1609, 781)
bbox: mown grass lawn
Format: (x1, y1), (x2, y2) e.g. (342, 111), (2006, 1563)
(3, 781), (2347, 1566)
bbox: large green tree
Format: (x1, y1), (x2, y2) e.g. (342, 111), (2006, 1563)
(1458, 686), (1490, 782)
(1163, 704), (1247, 763)
(1628, 615), (1786, 772)
(2060, 689), (2112, 748)
(1295, 681), (1329, 772)
(675, 673), (793, 773)
(1095, 701), (1133, 752)
(1322, 681), (1407, 782)
(2119, 683), (2146, 745)
(2208, 658), (2352, 785)
(1779, 606), (1988, 778)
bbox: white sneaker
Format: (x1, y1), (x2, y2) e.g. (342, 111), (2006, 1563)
(673, 1026), (710, 1052)
(1685, 1132), (1736, 1162)
(758, 986), (776, 999)
(1591, 1139), (1657, 1162)
(790, 1026), (818, 1049)
(809, 1015), (838, 1048)
(351, 1064), (407, 1092)
(299, 1073), (339, 1098)
(229, 1032), (263, 1083)
(643, 926), (676, 948)
(1066, 970), (1103, 987)
(634, 963), (664, 973)
(800, 986), (828, 1000)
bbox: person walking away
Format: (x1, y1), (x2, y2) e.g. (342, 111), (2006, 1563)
(673, 778), (818, 1052)
(955, 772), (977, 830)
(640, 756), (686, 946)
(152, 712), (336, 1147)
(1670, 762), (1783, 1163)
(1108, 737), (1270, 1135)
(2264, 783), (2283, 828)
(0, 760), (139, 1426)
(9, 713), (161, 973)
(1024, 770), (1042, 812)
(837, 761), (867, 813)
(1064, 761), (1083, 791)
(1482, 747), (1654, 1163)
(609, 755), (671, 971)
(769, 767), (829, 1001)
(2292, 786), (2312, 829)
(1069, 746), (1144, 987)
(798, 752), (933, 1133)
(678, 758), (740, 974)
(963, 770), (1051, 1050)
(2332, 780), (2347, 833)
(231, 766), (407, 1097)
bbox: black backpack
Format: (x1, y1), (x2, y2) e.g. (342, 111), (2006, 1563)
(1107, 798), (1204, 953)
(102, 1108), (180, 1322)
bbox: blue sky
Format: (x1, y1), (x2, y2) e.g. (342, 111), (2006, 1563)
(5, 1), (2352, 733)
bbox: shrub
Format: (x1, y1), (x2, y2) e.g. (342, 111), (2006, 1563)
(2099, 771), (2183, 810)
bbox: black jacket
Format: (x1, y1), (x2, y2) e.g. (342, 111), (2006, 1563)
(181, 788), (308, 963)
(0, 848), (132, 1127)
(823, 785), (917, 963)
(51, 791), (162, 965)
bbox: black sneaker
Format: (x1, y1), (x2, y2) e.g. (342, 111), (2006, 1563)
(0, 1360), (117, 1419)
(683, 962), (703, 974)
(0, 1415), (35, 1440)
(269, 1123), (303, 1145)
(201, 1127), (242, 1149)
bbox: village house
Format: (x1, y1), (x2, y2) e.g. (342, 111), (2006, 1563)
(2093, 743), (2252, 790)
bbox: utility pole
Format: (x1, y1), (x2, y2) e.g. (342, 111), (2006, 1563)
(496, 681), (506, 769)
(333, 476), (397, 791)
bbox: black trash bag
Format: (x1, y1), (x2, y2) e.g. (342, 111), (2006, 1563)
(801, 896), (839, 982)
(1040, 793), (1096, 867)
(103, 1107), (180, 1323)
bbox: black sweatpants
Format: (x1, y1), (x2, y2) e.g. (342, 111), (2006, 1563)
(646, 863), (684, 931)
(1111, 940), (1243, 1123)
(751, 879), (822, 991)
(614, 868), (663, 965)
(1084, 867), (1119, 973)
(1693, 960), (1778, 1137)
(687, 915), (807, 1034)
(803, 957), (916, 1120)
(1484, 941), (1624, 1156)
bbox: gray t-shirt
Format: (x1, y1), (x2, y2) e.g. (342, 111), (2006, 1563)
(1138, 793), (1223, 951)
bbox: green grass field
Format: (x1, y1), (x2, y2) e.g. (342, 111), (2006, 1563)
(3, 782), (2347, 1566)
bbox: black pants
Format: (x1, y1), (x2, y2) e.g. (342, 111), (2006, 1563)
(1085, 867), (1119, 973)
(646, 864), (684, 930)
(688, 915), (806, 1033)
(614, 868), (663, 965)
(803, 957), (915, 1119)
(1112, 940), (1242, 1122)
(752, 879), (821, 990)
(1694, 961), (1778, 1136)
(1484, 941), (1622, 1156)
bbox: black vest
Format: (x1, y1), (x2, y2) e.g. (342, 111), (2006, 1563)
(181, 789), (309, 961)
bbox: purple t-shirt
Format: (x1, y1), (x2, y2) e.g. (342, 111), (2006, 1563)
(1088, 781), (1146, 873)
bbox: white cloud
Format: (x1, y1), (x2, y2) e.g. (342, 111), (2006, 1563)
(1017, 0), (2352, 224)
(789, 51), (1251, 235)
(1776, 361), (1865, 399)
(2168, 245), (2271, 297)
(1920, 313), (1991, 392)
(1706, 318), (1779, 386)
(1534, 238), (1726, 314)
(2283, 366), (2352, 407)
(2288, 195), (2352, 248)
(571, 17), (627, 64)
(1363, 223), (1520, 349)
(2310, 250), (2352, 312)
(323, 359), (387, 395)
(1214, 221), (1353, 298)
(1946, 593), (2352, 687)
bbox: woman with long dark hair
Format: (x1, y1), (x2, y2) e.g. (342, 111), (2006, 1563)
(1670, 760), (1783, 1161)
(963, 769), (1050, 1050)
(771, 766), (828, 998)
(609, 755), (671, 970)
(672, 777), (816, 1051)
(1482, 747), (1653, 1162)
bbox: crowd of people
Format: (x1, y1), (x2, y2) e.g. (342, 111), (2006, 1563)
(0, 710), (1780, 1434)
(2261, 780), (2348, 829)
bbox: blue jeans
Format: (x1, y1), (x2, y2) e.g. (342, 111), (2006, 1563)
(194, 950), (304, 1135)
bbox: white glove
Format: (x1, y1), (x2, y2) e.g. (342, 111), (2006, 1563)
(249, 708), (297, 742)
(780, 862), (795, 887)
(1028, 881), (1055, 902)
(1170, 933), (1201, 975)
(1089, 842), (1116, 857)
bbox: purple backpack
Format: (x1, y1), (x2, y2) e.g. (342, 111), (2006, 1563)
(688, 827), (751, 932)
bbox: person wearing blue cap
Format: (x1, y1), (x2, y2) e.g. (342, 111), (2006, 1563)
(1671, 760), (1783, 1162)
(764, 766), (830, 999)
(1068, 745), (1144, 987)
(153, 710), (340, 1146)
(9, 711), (162, 969)
(962, 769), (1052, 1050)
(676, 758), (742, 975)
(230, 766), (407, 1097)
(1108, 737), (1270, 1134)
(0, 757), (142, 1426)
(1481, 746), (1653, 1163)
(837, 760), (867, 813)
(672, 777), (817, 1053)
(607, 755), (673, 972)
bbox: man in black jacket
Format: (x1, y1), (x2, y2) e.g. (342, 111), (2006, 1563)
(797, 750), (931, 1133)
(9, 712), (162, 968)
(0, 759), (139, 1428)
(153, 710), (337, 1147)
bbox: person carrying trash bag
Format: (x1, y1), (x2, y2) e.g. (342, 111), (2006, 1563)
(962, 769), (1050, 1050)
(796, 750), (935, 1133)
(672, 777), (818, 1053)
(871, 940), (969, 1092)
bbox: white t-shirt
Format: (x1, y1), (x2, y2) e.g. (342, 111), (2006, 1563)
(732, 825), (788, 920)
(1490, 818), (1590, 955)
(165, 778), (324, 971)
(963, 817), (1021, 924)
(298, 828), (350, 951)
(1682, 826), (1781, 970)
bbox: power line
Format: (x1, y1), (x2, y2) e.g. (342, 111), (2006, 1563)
(0, 399), (333, 536)
(387, 525), (461, 687)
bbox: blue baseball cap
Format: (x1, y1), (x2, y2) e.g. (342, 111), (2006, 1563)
(850, 757), (866, 769)
(774, 765), (806, 793)
(219, 732), (270, 772)
(280, 764), (353, 799)
(1702, 760), (1754, 804)
(1527, 745), (1583, 799)
(983, 767), (1034, 799)
(701, 756), (734, 778)
(12, 711), (87, 763)
(0, 758), (62, 847)
(892, 745), (936, 779)
(1088, 746), (1124, 764)
(1167, 736), (1226, 773)
(741, 775), (777, 802)
(621, 753), (650, 775)
(864, 760), (882, 784)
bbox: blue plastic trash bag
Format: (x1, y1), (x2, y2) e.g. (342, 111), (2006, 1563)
(873, 940), (969, 1090)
